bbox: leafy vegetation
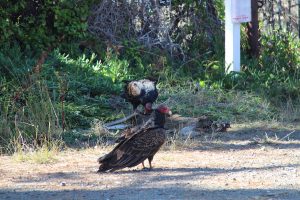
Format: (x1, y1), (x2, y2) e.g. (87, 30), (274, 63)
(0, 0), (97, 52)
(0, 1), (300, 155)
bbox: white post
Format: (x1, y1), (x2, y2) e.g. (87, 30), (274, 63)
(225, 0), (240, 73)
(225, 0), (251, 73)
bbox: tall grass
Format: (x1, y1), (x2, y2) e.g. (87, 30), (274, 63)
(0, 45), (63, 154)
(0, 45), (131, 154)
(0, 80), (63, 154)
(1, 29), (300, 154)
(13, 140), (62, 164)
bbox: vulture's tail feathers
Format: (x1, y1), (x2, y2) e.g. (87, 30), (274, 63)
(98, 163), (113, 173)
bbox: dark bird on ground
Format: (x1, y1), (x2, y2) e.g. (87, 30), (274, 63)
(98, 105), (172, 173)
(114, 112), (157, 168)
(121, 79), (158, 114)
(195, 115), (231, 133)
(211, 122), (231, 132)
(195, 115), (214, 132)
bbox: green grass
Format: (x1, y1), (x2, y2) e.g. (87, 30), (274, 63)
(13, 142), (61, 164)
(157, 84), (276, 122)
(1, 30), (300, 155)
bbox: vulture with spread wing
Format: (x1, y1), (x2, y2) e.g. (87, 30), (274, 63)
(115, 114), (155, 143)
(97, 105), (171, 172)
(121, 79), (158, 113)
(114, 112), (156, 168)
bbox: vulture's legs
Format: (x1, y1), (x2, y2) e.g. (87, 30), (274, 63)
(148, 155), (154, 169)
(141, 161), (145, 168)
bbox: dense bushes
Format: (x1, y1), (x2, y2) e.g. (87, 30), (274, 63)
(241, 31), (300, 103)
(0, 0), (97, 52)
(1, 1), (300, 153)
(0, 45), (130, 152)
(1, 29), (300, 153)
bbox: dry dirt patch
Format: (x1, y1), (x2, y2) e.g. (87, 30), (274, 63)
(1, 125), (300, 200)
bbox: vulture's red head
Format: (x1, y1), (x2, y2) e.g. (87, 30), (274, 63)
(152, 105), (172, 127)
(156, 105), (172, 116)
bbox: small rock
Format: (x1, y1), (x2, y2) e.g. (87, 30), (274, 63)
(60, 182), (66, 186)
(179, 126), (199, 138)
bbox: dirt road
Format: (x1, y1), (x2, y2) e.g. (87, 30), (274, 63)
(1, 124), (300, 200)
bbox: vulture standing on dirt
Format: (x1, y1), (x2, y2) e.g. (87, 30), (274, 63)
(121, 79), (158, 113)
(97, 105), (172, 172)
(114, 113), (157, 168)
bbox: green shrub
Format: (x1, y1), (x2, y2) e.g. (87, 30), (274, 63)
(0, 44), (132, 152)
(0, 80), (62, 154)
(241, 31), (300, 102)
(0, 0), (97, 52)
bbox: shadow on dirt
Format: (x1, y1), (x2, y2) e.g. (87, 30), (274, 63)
(112, 164), (300, 176)
(0, 188), (299, 200)
(12, 163), (300, 188)
(14, 172), (81, 183)
(216, 127), (300, 141)
(195, 141), (300, 151)
(177, 125), (300, 151)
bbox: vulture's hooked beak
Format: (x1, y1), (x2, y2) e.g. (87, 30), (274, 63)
(167, 110), (172, 117)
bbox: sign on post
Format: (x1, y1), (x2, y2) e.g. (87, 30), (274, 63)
(225, 0), (251, 73)
(231, 0), (251, 23)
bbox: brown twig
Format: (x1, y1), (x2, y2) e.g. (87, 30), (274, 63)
(60, 94), (65, 132)
(33, 35), (65, 74)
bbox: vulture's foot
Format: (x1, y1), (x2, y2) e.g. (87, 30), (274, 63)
(141, 167), (152, 171)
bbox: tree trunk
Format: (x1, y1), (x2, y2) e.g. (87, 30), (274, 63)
(246, 0), (260, 58)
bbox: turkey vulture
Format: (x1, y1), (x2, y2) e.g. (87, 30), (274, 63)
(114, 112), (157, 168)
(114, 118), (155, 143)
(98, 105), (171, 172)
(121, 79), (158, 113)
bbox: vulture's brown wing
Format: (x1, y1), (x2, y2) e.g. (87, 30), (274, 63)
(115, 117), (156, 143)
(98, 127), (165, 172)
(114, 127), (136, 143)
